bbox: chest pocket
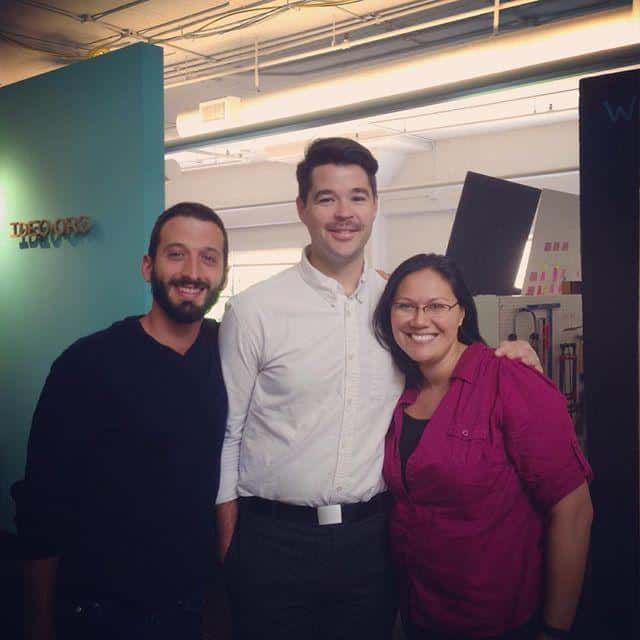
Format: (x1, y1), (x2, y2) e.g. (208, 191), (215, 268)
(446, 422), (493, 487)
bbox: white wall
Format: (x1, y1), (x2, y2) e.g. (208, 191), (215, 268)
(165, 119), (579, 275)
(166, 160), (297, 210)
(383, 210), (455, 269)
(376, 120), (578, 270)
(227, 222), (308, 253)
(391, 120), (578, 187)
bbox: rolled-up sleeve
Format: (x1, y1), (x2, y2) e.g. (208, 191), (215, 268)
(497, 359), (593, 512)
(216, 300), (262, 504)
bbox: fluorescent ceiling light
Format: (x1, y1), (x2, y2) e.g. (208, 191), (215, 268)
(169, 76), (581, 171)
(176, 7), (639, 139)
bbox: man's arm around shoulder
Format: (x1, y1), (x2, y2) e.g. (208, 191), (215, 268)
(495, 339), (542, 373)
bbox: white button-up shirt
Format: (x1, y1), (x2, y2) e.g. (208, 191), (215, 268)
(217, 248), (404, 506)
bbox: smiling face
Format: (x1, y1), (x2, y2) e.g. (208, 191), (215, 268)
(142, 215), (226, 325)
(296, 163), (377, 274)
(390, 268), (466, 371)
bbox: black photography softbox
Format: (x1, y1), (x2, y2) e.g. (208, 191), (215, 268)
(446, 171), (540, 295)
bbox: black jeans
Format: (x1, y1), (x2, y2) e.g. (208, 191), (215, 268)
(224, 503), (397, 640)
(55, 594), (203, 640)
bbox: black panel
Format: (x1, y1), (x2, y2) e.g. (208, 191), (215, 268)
(446, 171), (540, 295)
(579, 69), (639, 639)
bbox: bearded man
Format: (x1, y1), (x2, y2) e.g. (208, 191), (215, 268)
(13, 202), (229, 640)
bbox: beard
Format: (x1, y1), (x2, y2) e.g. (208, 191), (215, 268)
(150, 268), (221, 324)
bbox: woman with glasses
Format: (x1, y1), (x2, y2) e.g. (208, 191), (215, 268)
(373, 253), (593, 640)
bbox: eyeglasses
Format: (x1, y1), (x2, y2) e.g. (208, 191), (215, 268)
(391, 301), (459, 318)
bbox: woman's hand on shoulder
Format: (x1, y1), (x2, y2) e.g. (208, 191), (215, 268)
(495, 340), (543, 373)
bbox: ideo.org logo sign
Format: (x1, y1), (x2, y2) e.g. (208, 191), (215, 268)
(9, 216), (92, 238)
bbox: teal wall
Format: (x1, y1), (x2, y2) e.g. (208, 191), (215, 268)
(0, 43), (164, 530)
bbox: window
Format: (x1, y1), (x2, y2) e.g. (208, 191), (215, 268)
(207, 247), (302, 321)
(514, 233), (533, 291)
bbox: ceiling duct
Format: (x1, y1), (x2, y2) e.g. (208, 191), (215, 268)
(177, 96), (241, 137)
(199, 96), (241, 122)
(169, 6), (640, 150)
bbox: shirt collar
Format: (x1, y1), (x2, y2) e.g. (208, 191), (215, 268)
(450, 342), (485, 383)
(398, 386), (419, 407)
(398, 342), (486, 402)
(297, 245), (368, 304)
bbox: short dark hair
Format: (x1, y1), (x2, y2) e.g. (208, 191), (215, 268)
(296, 137), (378, 203)
(373, 253), (486, 387)
(147, 202), (229, 271)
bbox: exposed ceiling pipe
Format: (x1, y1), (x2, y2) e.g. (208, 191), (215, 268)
(137, 1), (237, 38)
(14, 0), (151, 22)
(84, 1), (231, 46)
(166, 39), (640, 152)
(16, 0), (384, 71)
(164, 0), (540, 88)
(165, 0), (508, 82)
(493, 0), (501, 34)
(169, 86), (580, 171)
(381, 168), (580, 197)
(164, 0), (464, 79)
(371, 86), (578, 128)
(13, 0), (80, 21)
(149, 0), (285, 40)
(90, 0), (152, 21)
(13, 0), (214, 62)
(163, 0), (460, 53)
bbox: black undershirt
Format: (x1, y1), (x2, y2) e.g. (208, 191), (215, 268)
(400, 412), (429, 489)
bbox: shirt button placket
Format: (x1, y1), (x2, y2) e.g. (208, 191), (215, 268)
(334, 297), (359, 501)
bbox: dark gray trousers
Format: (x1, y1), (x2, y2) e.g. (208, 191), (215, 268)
(224, 502), (397, 640)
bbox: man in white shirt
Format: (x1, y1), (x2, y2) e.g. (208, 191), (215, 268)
(216, 138), (537, 640)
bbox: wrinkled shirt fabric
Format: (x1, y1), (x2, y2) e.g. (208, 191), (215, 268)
(384, 342), (592, 639)
(217, 247), (404, 506)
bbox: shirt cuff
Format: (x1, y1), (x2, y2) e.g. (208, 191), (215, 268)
(216, 483), (239, 505)
(534, 442), (593, 511)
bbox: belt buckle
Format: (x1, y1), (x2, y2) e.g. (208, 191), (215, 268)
(316, 504), (342, 525)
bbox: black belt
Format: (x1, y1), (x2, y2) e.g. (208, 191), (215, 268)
(240, 492), (391, 526)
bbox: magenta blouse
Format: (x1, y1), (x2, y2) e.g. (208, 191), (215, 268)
(383, 342), (592, 638)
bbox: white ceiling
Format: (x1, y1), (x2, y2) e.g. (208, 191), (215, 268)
(0, 0), (632, 169)
(166, 74), (581, 170)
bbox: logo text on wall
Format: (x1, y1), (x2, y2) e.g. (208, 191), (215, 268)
(9, 216), (92, 238)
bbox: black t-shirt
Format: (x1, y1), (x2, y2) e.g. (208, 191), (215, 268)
(15, 316), (228, 605)
(399, 412), (429, 490)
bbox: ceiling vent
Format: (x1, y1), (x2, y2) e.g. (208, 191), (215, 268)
(199, 96), (241, 123)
